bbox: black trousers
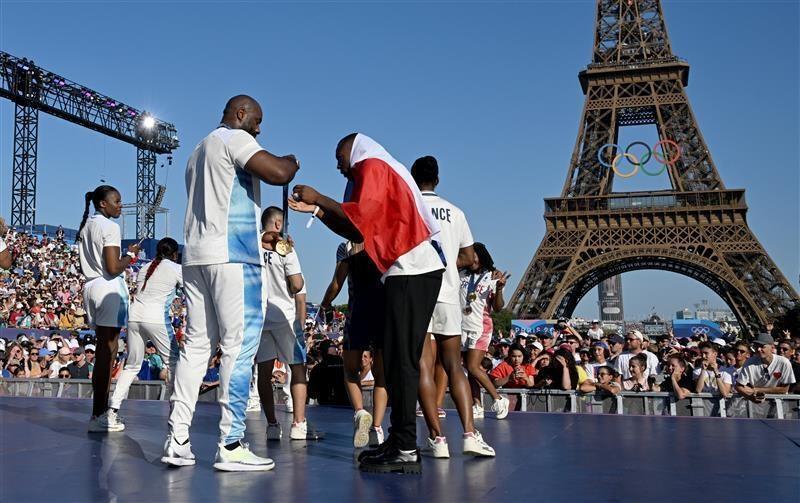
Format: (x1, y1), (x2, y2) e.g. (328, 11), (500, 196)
(382, 270), (443, 450)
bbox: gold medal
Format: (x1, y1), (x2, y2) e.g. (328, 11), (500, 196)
(275, 239), (293, 257)
(463, 307), (473, 315)
(467, 292), (477, 302)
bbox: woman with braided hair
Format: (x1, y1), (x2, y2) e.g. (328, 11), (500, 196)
(109, 237), (183, 422)
(78, 185), (141, 432)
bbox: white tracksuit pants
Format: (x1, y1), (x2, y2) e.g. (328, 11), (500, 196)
(168, 263), (265, 444)
(109, 321), (174, 410)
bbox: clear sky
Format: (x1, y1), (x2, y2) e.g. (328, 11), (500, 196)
(1, 0), (797, 321)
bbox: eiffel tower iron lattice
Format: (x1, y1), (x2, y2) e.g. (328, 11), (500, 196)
(507, 0), (798, 334)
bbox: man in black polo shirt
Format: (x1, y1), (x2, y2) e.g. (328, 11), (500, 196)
(67, 347), (91, 379)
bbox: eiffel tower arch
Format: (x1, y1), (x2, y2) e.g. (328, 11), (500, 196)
(508, 0), (798, 335)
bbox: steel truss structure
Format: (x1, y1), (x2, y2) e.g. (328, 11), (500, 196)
(0, 51), (178, 237)
(508, 0), (798, 334)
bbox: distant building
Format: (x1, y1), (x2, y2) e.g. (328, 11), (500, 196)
(598, 276), (624, 322)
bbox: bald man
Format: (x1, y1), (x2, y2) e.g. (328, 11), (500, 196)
(163, 95), (299, 472)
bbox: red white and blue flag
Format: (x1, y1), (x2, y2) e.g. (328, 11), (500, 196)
(342, 134), (442, 273)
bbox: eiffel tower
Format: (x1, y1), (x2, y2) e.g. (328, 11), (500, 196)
(508, 0), (798, 334)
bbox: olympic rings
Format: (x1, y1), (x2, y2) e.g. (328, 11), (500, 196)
(596, 140), (682, 177)
(691, 326), (710, 335)
(611, 152), (639, 178)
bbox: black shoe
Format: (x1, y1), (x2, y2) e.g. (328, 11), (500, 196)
(358, 446), (421, 474)
(357, 436), (392, 462)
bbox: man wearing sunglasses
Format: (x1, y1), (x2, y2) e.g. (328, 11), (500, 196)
(734, 333), (796, 402)
(614, 330), (659, 380)
(775, 340), (800, 393)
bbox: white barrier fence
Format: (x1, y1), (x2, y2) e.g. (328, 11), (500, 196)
(3, 378), (798, 420)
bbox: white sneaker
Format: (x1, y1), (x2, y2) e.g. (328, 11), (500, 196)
(267, 422), (282, 441)
(368, 425), (384, 447)
(283, 393), (294, 413)
(246, 396), (261, 412)
(353, 409), (373, 448)
(420, 436), (450, 459)
(88, 410), (125, 432)
(160, 433), (196, 466)
(213, 441), (275, 472)
(491, 396), (510, 420)
(290, 419), (308, 440)
(472, 404), (485, 419)
(437, 408), (447, 418)
(463, 430), (496, 457)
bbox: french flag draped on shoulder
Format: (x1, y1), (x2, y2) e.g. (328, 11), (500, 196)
(341, 134), (442, 273)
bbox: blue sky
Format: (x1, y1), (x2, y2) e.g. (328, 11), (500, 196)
(1, 0), (797, 320)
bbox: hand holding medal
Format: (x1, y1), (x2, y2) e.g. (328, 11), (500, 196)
(275, 184), (293, 256)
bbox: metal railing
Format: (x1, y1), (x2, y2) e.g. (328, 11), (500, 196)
(0, 378), (166, 400)
(3, 378), (797, 420)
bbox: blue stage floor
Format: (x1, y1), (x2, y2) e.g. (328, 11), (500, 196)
(1, 396), (797, 502)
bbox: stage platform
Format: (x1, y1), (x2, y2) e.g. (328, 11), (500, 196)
(1, 397), (797, 502)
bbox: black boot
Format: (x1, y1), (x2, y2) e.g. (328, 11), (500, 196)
(357, 435), (393, 462)
(358, 445), (421, 474)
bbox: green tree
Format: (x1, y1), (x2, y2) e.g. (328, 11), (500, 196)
(491, 309), (512, 336)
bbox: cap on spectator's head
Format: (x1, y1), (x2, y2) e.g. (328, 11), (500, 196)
(58, 347), (71, 356)
(538, 331), (554, 339)
(609, 334), (625, 345)
(557, 317), (568, 324)
(499, 338), (512, 346)
(72, 347), (84, 356)
(753, 333), (775, 346)
(579, 347), (590, 354)
(711, 337), (727, 347)
(47, 341), (58, 352)
(15, 303), (22, 309)
(558, 343), (573, 352)
(531, 341), (544, 351)
(85, 344), (96, 352)
(591, 319), (600, 324)
(38, 348), (49, 357)
(627, 330), (644, 341)
(592, 341), (610, 351)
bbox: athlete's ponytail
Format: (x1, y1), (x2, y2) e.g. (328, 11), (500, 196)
(76, 185), (119, 243)
(142, 237), (179, 291)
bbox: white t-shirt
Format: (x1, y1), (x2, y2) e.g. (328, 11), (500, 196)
(692, 367), (733, 393)
(361, 369), (374, 383)
(736, 355), (796, 388)
(183, 127), (265, 267)
(587, 327), (604, 340)
(383, 239), (444, 280)
(78, 214), (122, 281)
(615, 351), (659, 379)
(421, 192), (473, 305)
(263, 247), (303, 329)
(129, 259), (183, 325)
(0, 237), (6, 253)
(459, 270), (497, 334)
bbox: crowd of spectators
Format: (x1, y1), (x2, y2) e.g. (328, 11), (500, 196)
(479, 319), (799, 411)
(0, 227), (89, 330)
(0, 225), (797, 418)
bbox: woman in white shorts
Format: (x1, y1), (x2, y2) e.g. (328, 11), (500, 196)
(460, 243), (510, 420)
(77, 185), (140, 432)
(109, 237), (183, 421)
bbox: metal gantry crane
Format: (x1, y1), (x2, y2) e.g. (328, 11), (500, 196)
(0, 51), (179, 238)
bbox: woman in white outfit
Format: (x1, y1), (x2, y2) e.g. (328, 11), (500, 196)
(109, 238), (183, 420)
(77, 185), (140, 432)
